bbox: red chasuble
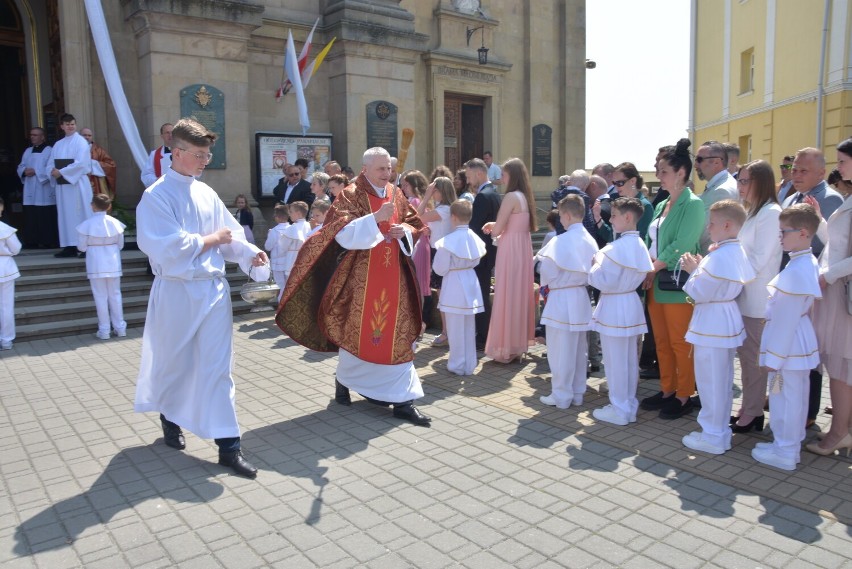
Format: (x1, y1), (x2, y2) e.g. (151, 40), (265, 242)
(276, 173), (425, 365)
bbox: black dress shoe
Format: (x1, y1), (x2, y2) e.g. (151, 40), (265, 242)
(690, 395), (702, 409)
(393, 405), (432, 426)
(639, 367), (660, 380)
(160, 414), (185, 450)
(77, 252), (86, 258)
(731, 415), (764, 433)
(589, 363), (601, 373)
(335, 379), (351, 406)
(54, 247), (78, 258)
(659, 397), (695, 420)
(218, 451), (258, 479)
(640, 391), (673, 411)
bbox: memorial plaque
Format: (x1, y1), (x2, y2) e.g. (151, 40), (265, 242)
(532, 123), (552, 177)
(180, 84), (226, 169)
(366, 100), (398, 157)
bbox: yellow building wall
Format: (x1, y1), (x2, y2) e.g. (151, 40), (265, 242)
(693, 3), (725, 125)
(773, 2), (824, 102)
(728, 0), (765, 117)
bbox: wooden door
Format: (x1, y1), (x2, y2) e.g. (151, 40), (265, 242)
(443, 93), (485, 173)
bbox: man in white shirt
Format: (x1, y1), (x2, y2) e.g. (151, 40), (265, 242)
(49, 113), (93, 257)
(140, 123), (173, 188)
(483, 151), (502, 187)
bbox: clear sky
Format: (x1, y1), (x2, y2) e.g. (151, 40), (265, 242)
(585, 0), (691, 171)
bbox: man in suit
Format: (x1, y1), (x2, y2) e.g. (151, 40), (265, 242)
(273, 164), (314, 206)
(466, 158), (501, 348)
(776, 154), (795, 203)
(781, 147), (844, 428)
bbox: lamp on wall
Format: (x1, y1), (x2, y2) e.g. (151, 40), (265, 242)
(466, 25), (489, 65)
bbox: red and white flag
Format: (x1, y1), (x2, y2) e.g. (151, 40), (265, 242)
(284, 30), (310, 135)
(276, 18), (318, 100)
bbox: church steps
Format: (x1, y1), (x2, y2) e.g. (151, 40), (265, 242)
(13, 249), (259, 342)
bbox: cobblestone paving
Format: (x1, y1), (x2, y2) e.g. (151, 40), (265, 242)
(1, 315), (850, 568)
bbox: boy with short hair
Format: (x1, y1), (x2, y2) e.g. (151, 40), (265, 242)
(266, 203), (290, 298)
(308, 200), (331, 237)
(536, 195), (598, 408)
(432, 200), (486, 375)
(0, 197), (22, 350)
(752, 204), (822, 470)
(679, 200), (755, 454)
(76, 194), (127, 339)
(589, 197), (654, 425)
(279, 201), (311, 293)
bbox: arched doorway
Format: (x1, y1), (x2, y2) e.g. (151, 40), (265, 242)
(0, 0), (28, 228)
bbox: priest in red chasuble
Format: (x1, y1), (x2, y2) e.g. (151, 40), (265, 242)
(80, 128), (117, 199)
(276, 147), (431, 425)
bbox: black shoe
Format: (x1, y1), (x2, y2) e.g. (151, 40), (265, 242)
(393, 405), (432, 426)
(639, 367), (660, 380)
(77, 252), (86, 258)
(640, 391), (673, 411)
(589, 363), (601, 373)
(690, 395), (702, 409)
(731, 415), (764, 433)
(335, 379), (351, 406)
(659, 397), (695, 420)
(54, 247), (77, 258)
(218, 451), (258, 479)
(160, 414), (185, 450)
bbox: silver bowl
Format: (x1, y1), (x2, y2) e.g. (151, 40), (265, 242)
(240, 281), (280, 305)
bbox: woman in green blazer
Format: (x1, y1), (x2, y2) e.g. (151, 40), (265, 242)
(640, 139), (706, 420)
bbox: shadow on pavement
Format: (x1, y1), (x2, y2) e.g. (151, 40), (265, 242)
(13, 445), (225, 556)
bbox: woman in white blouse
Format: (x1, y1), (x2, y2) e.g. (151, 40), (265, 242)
(732, 160), (782, 433)
(807, 139), (852, 456)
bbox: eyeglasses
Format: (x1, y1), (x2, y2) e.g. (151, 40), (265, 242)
(779, 228), (800, 237)
(695, 156), (724, 164)
(177, 148), (213, 163)
(612, 179), (628, 187)
(779, 164), (792, 170)
(736, 177), (751, 185)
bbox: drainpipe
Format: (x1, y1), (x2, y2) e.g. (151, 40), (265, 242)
(815, 0), (830, 149)
(688, 0), (697, 144)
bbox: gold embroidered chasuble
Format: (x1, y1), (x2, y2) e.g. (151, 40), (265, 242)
(276, 174), (424, 364)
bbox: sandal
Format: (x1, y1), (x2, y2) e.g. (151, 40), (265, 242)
(431, 334), (448, 347)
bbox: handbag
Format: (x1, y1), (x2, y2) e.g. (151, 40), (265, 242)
(657, 259), (690, 291)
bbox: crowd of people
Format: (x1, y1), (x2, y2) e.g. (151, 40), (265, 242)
(3, 116), (851, 479)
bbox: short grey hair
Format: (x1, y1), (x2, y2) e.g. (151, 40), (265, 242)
(558, 175), (571, 186)
(363, 147), (390, 165)
(568, 169), (590, 191)
(795, 147), (826, 169)
(312, 172), (330, 187)
(587, 175), (608, 198)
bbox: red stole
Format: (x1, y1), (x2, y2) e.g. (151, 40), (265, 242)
(154, 147), (164, 178)
(357, 190), (403, 364)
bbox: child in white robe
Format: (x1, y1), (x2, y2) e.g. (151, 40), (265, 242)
(76, 194), (127, 339)
(679, 200), (755, 454)
(278, 201), (311, 297)
(433, 200), (487, 375)
(0, 197), (22, 350)
(265, 203), (290, 298)
(589, 197), (654, 425)
(307, 200), (330, 238)
(536, 195), (598, 408)
(752, 204), (822, 471)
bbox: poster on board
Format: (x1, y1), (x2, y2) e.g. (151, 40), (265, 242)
(255, 132), (333, 198)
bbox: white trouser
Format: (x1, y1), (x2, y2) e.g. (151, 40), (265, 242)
(0, 280), (14, 343)
(768, 369), (809, 463)
(90, 277), (125, 334)
(444, 312), (477, 375)
(694, 345), (735, 447)
(601, 334), (640, 420)
(547, 328), (587, 406)
(273, 270), (287, 301)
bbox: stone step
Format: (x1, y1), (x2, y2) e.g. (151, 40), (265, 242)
(14, 249), (150, 275)
(15, 267), (154, 292)
(15, 281), (155, 307)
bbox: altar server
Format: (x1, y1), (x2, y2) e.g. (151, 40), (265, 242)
(0, 198), (21, 350)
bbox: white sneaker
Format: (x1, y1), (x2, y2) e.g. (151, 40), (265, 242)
(592, 405), (629, 426)
(96, 331), (110, 340)
(751, 445), (796, 471)
(754, 441), (774, 450)
(0, 341), (12, 350)
(572, 396), (584, 407)
(540, 394), (570, 409)
(116, 329), (127, 338)
(682, 431), (727, 455)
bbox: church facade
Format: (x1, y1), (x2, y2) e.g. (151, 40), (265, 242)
(1, 0), (586, 225)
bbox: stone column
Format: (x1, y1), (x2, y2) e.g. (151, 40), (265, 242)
(58, 0), (94, 125)
(122, 0), (263, 204)
(322, 0), (429, 167)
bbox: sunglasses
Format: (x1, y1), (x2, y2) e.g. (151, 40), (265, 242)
(612, 180), (628, 187)
(779, 164), (792, 170)
(695, 156), (724, 164)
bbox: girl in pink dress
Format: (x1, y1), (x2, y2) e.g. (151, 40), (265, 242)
(482, 158), (538, 363)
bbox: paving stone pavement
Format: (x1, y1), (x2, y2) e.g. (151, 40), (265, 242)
(1, 314), (851, 569)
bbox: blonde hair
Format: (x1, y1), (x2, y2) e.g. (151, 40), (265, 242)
(273, 203), (289, 221)
(311, 200), (331, 215)
(289, 201), (309, 218)
(432, 177), (457, 206)
(450, 199), (473, 222)
(709, 199), (747, 227)
(557, 194), (585, 219)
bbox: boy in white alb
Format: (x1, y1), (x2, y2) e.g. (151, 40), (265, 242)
(679, 200), (755, 454)
(433, 200), (487, 375)
(265, 204), (290, 298)
(279, 201), (311, 291)
(0, 198), (22, 350)
(589, 198), (654, 425)
(76, 194), (127, 339)
(307, 200), (330, 238)
(536, 195), (598, 408)
(752, 204), (822, 471)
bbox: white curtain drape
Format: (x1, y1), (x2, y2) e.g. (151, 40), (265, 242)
(83, 0), (147, 170)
